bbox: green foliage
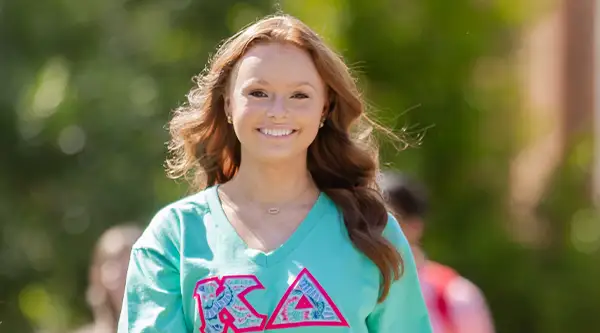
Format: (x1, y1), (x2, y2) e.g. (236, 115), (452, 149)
(1, 0), (598, 332)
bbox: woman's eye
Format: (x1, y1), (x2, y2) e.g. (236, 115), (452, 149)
(249, 90), (268, 98)
(292, 92), (309, 99)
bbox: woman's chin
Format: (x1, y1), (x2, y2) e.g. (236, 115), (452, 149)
(247, 149), (308, 164)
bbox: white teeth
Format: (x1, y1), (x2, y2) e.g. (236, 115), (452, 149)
(260, 128), (294, 137)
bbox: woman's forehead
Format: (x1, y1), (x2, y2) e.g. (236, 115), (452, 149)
(232, 43), (324, 90)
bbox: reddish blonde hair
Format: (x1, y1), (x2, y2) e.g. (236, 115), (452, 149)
(167, 14), (403, 302)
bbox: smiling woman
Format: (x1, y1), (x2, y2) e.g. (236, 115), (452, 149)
(117, 13), (432, 333)
(229, 42), (325, 162)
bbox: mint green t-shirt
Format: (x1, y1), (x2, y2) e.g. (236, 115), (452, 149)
(118, 185), (432, 333)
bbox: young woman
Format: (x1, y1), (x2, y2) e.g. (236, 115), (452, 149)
(118, 14), (432, 333)
(72, 225), (142, 333)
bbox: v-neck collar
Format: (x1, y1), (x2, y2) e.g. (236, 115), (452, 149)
(206, 185), (329, 267)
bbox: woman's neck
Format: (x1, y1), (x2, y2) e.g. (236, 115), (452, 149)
(224, 157), (317, 205)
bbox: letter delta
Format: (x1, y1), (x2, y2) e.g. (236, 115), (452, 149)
(193, 268), (349, 333)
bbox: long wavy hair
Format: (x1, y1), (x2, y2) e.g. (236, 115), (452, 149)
(167, 14), (403, 302)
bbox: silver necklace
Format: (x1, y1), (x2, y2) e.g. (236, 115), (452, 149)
(263, 185), (313, 214)
(267, 207), (281, 215)
(219, 185), (313, 215)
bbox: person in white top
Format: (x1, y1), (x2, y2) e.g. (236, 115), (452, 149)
(380, 171), (496, 333)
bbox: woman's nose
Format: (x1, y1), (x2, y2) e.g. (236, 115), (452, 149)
(266, 97), (287, 118)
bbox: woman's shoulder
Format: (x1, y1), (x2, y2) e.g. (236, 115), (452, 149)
(382, 212), (411, 252)
(162, 186), (214, 216)
(133, 186), (216, 250)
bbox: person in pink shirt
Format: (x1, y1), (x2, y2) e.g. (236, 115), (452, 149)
(380, 171), (496, 333)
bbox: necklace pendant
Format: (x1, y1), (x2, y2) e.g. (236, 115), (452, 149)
(267, 207), (280, 215)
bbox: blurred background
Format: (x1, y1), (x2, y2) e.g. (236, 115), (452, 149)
(1, 0), (599, 332)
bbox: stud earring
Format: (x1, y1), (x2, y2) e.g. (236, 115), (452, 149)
(226, 115), (232, 124)
(319, 120), (324, 128)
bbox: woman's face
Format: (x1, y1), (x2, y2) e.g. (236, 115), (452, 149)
(227, 42), (327, 163)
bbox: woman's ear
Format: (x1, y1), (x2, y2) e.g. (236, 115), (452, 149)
(322, 98), (332, 118)
(326, 90), (336, 113)
(224, 91), (233, 114)
(223, 95), (233, 124)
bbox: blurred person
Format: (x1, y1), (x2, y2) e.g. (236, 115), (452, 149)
(71, 225), (142, 333)
(380, 171), (495, 333)
(118, 14), (432, 333)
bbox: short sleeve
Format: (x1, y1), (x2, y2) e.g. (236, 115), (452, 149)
(366, 213), (433, 333)
(117, 207), (189, 333)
